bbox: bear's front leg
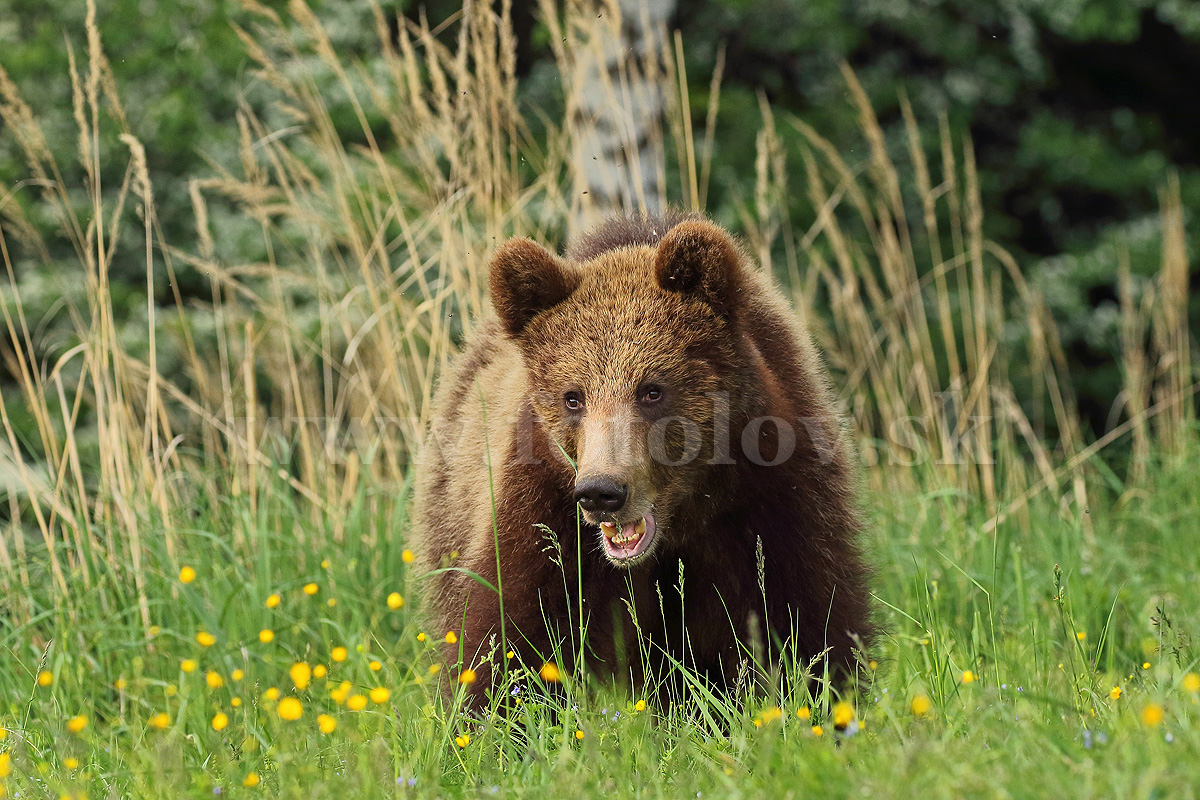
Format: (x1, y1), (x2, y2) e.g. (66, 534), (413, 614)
(435, 544), (574, 710)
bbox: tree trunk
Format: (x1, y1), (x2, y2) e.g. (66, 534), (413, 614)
(566, 0), (676, 232)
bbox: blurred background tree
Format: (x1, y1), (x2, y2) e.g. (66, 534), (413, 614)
(1, 0), (1196, 441)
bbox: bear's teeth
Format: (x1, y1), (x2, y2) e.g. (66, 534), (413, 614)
(635, 517), (646, 536)
(600, 521), (618, 539)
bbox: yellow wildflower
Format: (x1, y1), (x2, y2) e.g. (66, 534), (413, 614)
(1143, 662), (1151, 670)
(64, 758), (79, 770)
(635, 700), (646, 712)
(1076, 631), (1087, 642)
(387, 593), (404, 610)
(318, 714), (337, 734)
(231, 697), (242, 708)
(506, 650), (515, 660)
(313, 665), (327, 679)
(761, 706), (783, 725)
(796, 706), (811, 720)
(402, 549), (415, 563)
(114, 677), (126, 691)
(369, 687), (390, 704)
(0, 752), (11, 778)
(416, 633), (426, 643)
(369, 661), (382, 672)
(265, 594), (281, 609)
(346, 694), (368, 711)
(444, 631), (457, 645)
(911, 694), (932, 717)
(575, 729), (585, 740)
(206, 671), (224, 689)
(303, 583), (319, 596)
(961, 670), (976, 684)
(211, 712), (228, 731)
(321, 559), (331, 570)
(811, 725), (824, 736)
(181, 659), (198, 674)
(263, 687), (280, 701)
(454, 733), (470, 748)
(459, 668), (476, 685)
(179, 566), (196, 584)
(1183, 673), (1200, 693)
(196, 632), (217, 647)
(429, 664), (441, 675)
(231, 669), (244, 682)
(832, 701), (855, 729)
(243, 772), (260, 788)
(290, 662), (312, 691)
(258, 629), (275, 644)
(37, 670), (53, 687)
(539, 662), (561, 683)
(1141, 703), (1164, 727)
(1110, 686), (1122, 700)
(327, 598), (337, 608)
(277, 697), (303, 721)
(331, 647), (348, 662)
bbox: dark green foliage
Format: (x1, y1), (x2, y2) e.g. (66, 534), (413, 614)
(670, 0), (1200, 432)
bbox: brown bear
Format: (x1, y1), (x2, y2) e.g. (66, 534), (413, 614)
(412, 212), (873, 705)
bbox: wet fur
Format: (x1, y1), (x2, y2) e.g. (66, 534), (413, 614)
(412, 213), (875, 704)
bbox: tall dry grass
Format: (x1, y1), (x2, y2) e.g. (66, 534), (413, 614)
(0, 0), (1194, 624)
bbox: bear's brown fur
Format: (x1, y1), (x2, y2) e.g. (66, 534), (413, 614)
(413, 212), (873, 703)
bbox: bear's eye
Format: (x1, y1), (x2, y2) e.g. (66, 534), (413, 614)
(563, 391), (584, 412)
(638, 384), (664, 405)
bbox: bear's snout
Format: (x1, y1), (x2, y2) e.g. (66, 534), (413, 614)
(573, 475), (628, 514)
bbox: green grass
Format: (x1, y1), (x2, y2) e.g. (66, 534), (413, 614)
(2, 443), (1198, 799)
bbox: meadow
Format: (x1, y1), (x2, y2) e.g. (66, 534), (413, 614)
(1, 3), (1198, 798)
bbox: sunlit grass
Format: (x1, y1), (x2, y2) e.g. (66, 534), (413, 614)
(2, 457), (1199, 797)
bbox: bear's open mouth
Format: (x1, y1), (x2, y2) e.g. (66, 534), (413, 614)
(598, 513), (656, 563)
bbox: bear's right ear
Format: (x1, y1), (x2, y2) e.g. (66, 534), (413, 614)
(654, 220), (742, 319)
(489, 237), (578, 336)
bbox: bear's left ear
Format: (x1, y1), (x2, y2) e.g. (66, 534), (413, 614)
(654, 220), (742, 319)
(489, 237), (579, 336)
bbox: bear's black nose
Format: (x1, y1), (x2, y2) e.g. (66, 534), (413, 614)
(573, 476), (628, 513)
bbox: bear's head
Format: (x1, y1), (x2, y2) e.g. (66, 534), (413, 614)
(489, 220), (750, 566)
